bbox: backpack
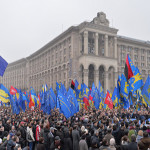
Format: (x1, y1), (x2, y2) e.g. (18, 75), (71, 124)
(27, 130), (32, 141)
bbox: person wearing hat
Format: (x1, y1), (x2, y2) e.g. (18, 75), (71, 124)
(48, 127), (56, 148)
(50, 136), (62, 150)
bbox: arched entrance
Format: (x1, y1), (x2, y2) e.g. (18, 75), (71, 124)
(99, 65), (105, 89)
(88, 64), (94, 88)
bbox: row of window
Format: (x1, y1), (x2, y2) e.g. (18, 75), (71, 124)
(120, 53), (150, 62)
(30, 46), (71, 74)
(120, 45), (150, 54)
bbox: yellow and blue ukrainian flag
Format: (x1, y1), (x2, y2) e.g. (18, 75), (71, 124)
(0, 84), (10, 103)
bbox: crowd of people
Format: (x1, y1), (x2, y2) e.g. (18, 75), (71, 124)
(0, 105), (149, 150)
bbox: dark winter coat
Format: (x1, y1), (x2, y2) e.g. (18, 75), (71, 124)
(127, 142), (138, 150)
(138, 137), (150, 150)
(6, 139), (16, 150)
(43, 128), (50, 149)
(63, 132), (73, 150)
(37, 143), (45, 150)
(91, 135), (100, 148)
(79, 139), (88, 150)
(72, 129), (80, 150)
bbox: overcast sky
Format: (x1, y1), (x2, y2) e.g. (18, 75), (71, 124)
(0, 0), (150, 63)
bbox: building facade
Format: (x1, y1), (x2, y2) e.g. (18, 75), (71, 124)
(1, 12), (150, 93)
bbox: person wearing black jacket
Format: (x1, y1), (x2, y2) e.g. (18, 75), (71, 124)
(63, 131), (72, 150)
(43, 122), (50, 150)
(128, 134), (138, 150)
(37, 137), (45, 150)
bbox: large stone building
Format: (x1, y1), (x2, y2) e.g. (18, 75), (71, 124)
(1, 12), (150, 93)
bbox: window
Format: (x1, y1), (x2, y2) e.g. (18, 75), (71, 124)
(64, 49), (66, 55)
(141, 49), (145, 54)
(134, 48), (138, 53)
(141, 56), (144, 61)
(69, 46), (71, 58)
(148, 51), (150, 55)
(134, 55), (138, 60)
(121, 60), (125, 65)
(128, 46), (132, 52)
(60, 51), (62, 63)
(88, 38), (95, 54)
(135, 62), (138, 66)
(121, 53), (125, 58)
(64, 40), (66, 47)
(141, 63), (145, 67)
(102, 48), (104, 56)
(120, 45), (125, 51)
(64, 73), (66, 79)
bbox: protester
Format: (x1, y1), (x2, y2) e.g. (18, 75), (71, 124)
(37, 137), (45, 150)
(136, 130), (143, 143)
(109, 138), (116, 150)
(26, 123), (35, 150)
(0, 103), (148, 150)
(138, 131), (150, 150)
(127, 134), (138, 150)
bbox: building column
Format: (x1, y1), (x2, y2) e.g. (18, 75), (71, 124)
(84, 31), (88, 54)
(131, 47), (134, 64)
(114, 36), (117, 58)
(95, 33), (99, 55)
(114, 72), (118, 87)
(104, 34), (108, 57)
(94, 70), (99, 87)
(104, 71), (109, 93)
(83, 69), (88, 86)
(145, 50), (147, 68)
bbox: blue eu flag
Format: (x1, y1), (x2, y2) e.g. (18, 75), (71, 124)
(0, 56), (8, 77)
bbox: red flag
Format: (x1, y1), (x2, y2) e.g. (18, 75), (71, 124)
(38, 94), (41, 109)
(10, 86), (17, 95)
(104, 91), (113, 109)
(124, 54), (133, 80)
(71, 80), (75, 90)
(29, 94), (35, 108)
(89, 88), (93, 101)
(83, 97), (90, 110)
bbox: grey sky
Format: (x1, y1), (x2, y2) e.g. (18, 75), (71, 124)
(0, 0), (150, 63)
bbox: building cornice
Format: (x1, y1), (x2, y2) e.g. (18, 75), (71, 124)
(117, 35), (150, 48)
(28, 26), (79, 59)
(7, 58), (27, 67)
